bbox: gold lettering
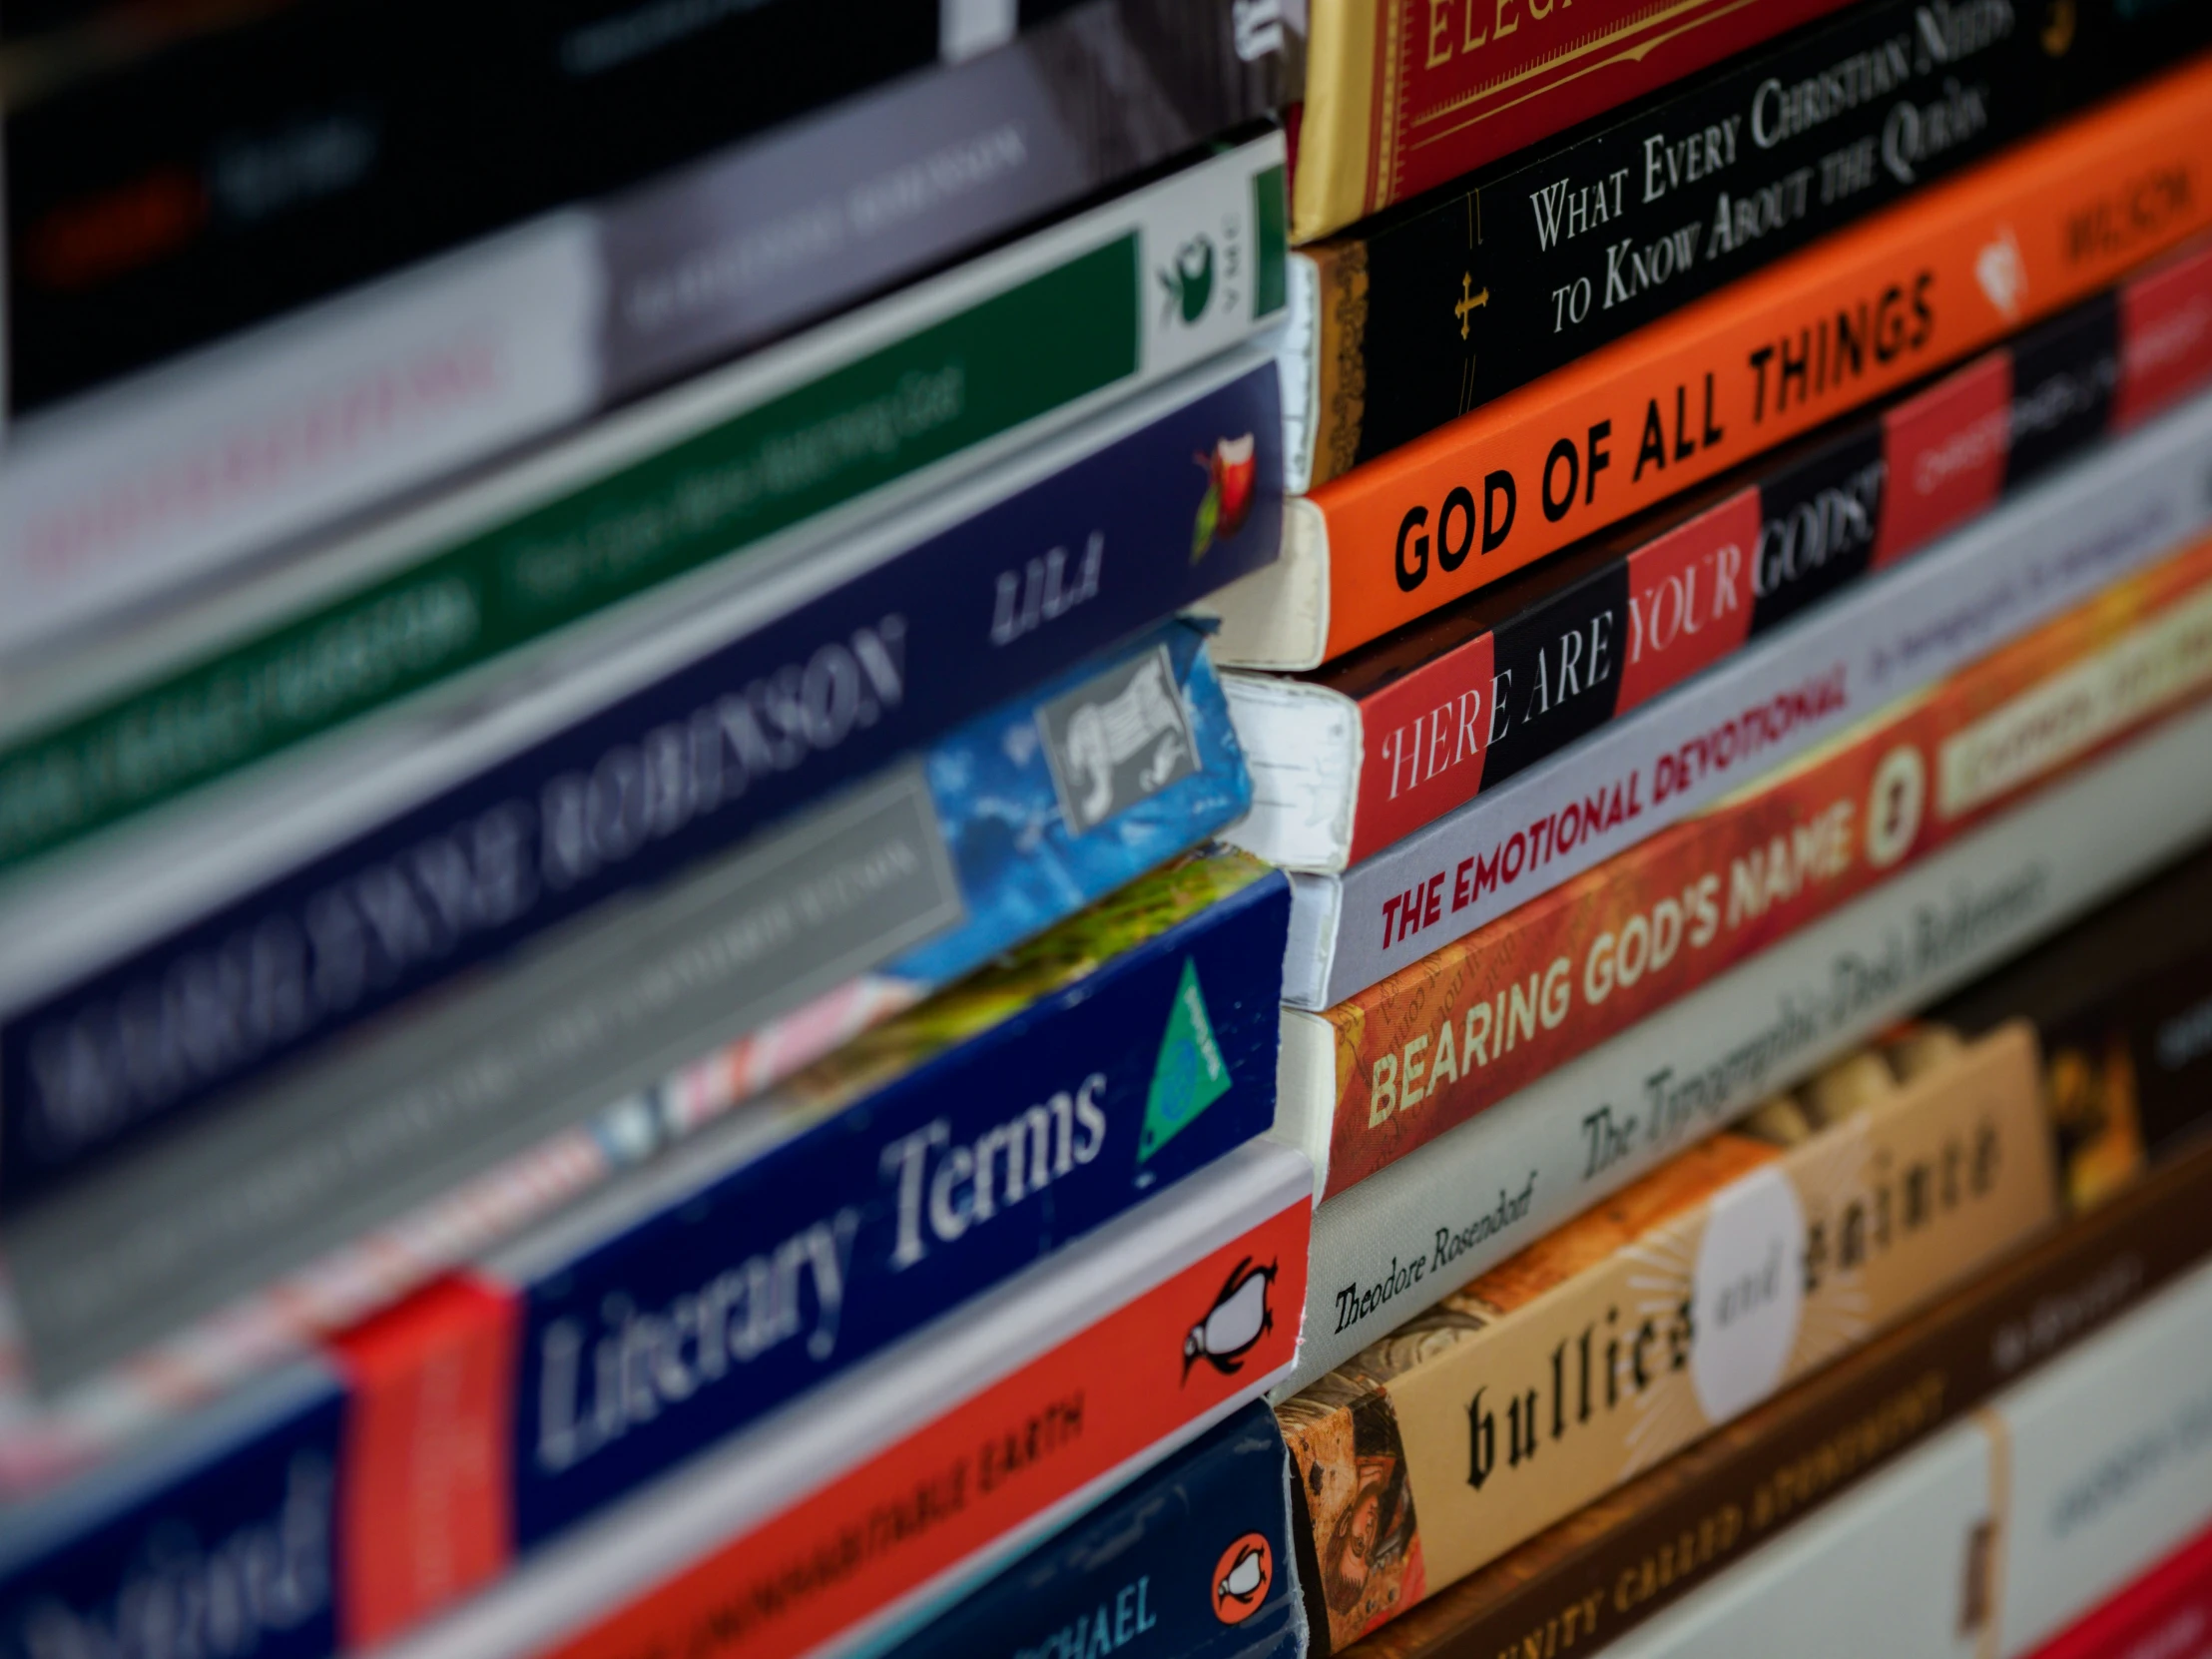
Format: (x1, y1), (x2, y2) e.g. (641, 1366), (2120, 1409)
(1462, 0), (1488, 50)
(1429, 0), (1455, 64)
(1494, 0), (1520, 39)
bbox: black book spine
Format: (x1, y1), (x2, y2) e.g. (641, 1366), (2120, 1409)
(4, 0), (939, 412)
(1327, 0), (2212, 478)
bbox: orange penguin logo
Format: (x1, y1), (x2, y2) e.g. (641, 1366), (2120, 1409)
(1212, 1533), (1275, 1624)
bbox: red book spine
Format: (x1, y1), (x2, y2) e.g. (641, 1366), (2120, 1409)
(1339, 242), (2212, 865)
(2025, 1519), (2212, 1659)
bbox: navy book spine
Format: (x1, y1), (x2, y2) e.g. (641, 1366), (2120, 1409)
(0, 356), (1287, 1208)
(506, 864), (1293, 1544)
(0, 1366), (347, 1659)
(0, 862), (1292, 1653)
(875, 1398), (1305, 1659)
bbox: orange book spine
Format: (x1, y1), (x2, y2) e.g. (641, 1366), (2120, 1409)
(1317, 531), (2212, 1196)
(543, 1197), (1311, 1659)
(1304, 53), (2212, 661)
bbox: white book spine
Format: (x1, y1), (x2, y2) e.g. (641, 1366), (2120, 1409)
(1599, 1252), (2212, 1659)
(1274, 694), (2212, 1391)
(1277, 385), (2212, 1008)
(0, 134), (1288, 691)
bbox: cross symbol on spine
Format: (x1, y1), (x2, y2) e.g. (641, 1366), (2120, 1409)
(1454, 272), (1490, 339)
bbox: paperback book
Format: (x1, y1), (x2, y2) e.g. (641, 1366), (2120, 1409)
(0, 653), (1256, 1479)
(1352, 1115), (2212, 1659)
(1273, 374), (2212, 1007)
(1284, 525), (2212, 1201)
(0, 1085), (1313, 1659)
(1210, 59), (2212, 668)
(863, 1399), (1305, 1659)
(0, 129), (1287, 702)
(1302, 831), (2212, 1656)
(1284, 693), (2212, 1387)
(1230, 241), (2212, 872)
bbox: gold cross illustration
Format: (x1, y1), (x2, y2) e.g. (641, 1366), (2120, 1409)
(1454, 273), (1490, 339)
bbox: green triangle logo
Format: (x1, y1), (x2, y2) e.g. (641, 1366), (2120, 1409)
(1139, 957), (1234, 1162)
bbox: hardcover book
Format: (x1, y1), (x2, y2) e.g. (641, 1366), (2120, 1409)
(1228, 241), (2212, 872)
(1295, 0), (2212, 484)
(1210, 56), (2212, 669)
(1279, 1021), (2056, 1649)
(1291, 0), (1849, 242)
(1282, 525), (2212, 1201)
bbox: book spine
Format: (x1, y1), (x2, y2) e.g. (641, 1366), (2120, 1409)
(1283, 701), (2212, 1385)
(1326, 244), (2212, 864)
(5, 0), (1295, 416)
(1987, 1272), (2212, 1655)
(2024, 1520), (2212, 1659)
(0, 363), (1287, 1208)
(1290, 0), (1852, 243)
(0, 628), (1258, 1409)
(0, 1361), (354, 1659)
(871, 1399), (1305, 1659)
(1306, 375), (2212, 1010)
(0, 21), (1289, 660)
(1257, 54), (2212, 665)
(0, 128), (1288, 772)
(1281, 1022), (2056, 1650)
(1310, 0), (2212, 480)
(321, 858), (1289, 1643)
(1332, 1130), (2212, 1659)
(394, 1145), (1315, 1659)
(0, 1144), (1315, 1659)
(1, 0), (934, 412)
(1586, 1249), (2212, 1659)
(1316, 528), (2212, 1199)
(473, 864), (1292, 1562)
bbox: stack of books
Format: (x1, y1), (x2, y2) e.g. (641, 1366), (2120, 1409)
(3, 1), (2210, 1655)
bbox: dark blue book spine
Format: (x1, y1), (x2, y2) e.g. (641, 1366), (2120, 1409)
(875, 1398), (1304, 1659)
(0, 356), (1287, 1208)
(0, 1366), (346, 1659)
(506, 862), (1293, 1546)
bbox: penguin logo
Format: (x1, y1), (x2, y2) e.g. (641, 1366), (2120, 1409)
(1211, 1533), (1275, 1624)
(1159, 236), (1216, 325)
(1182, 1256), (1277, 1382)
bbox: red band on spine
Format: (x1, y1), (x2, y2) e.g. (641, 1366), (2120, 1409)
(2116, 241), (2212, 431)
(331, 1274), (521, 1649)
(1875, 349), (2011, 567)
(1357, 630), (1498, 863)
(1616, 489), (1761, 715)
